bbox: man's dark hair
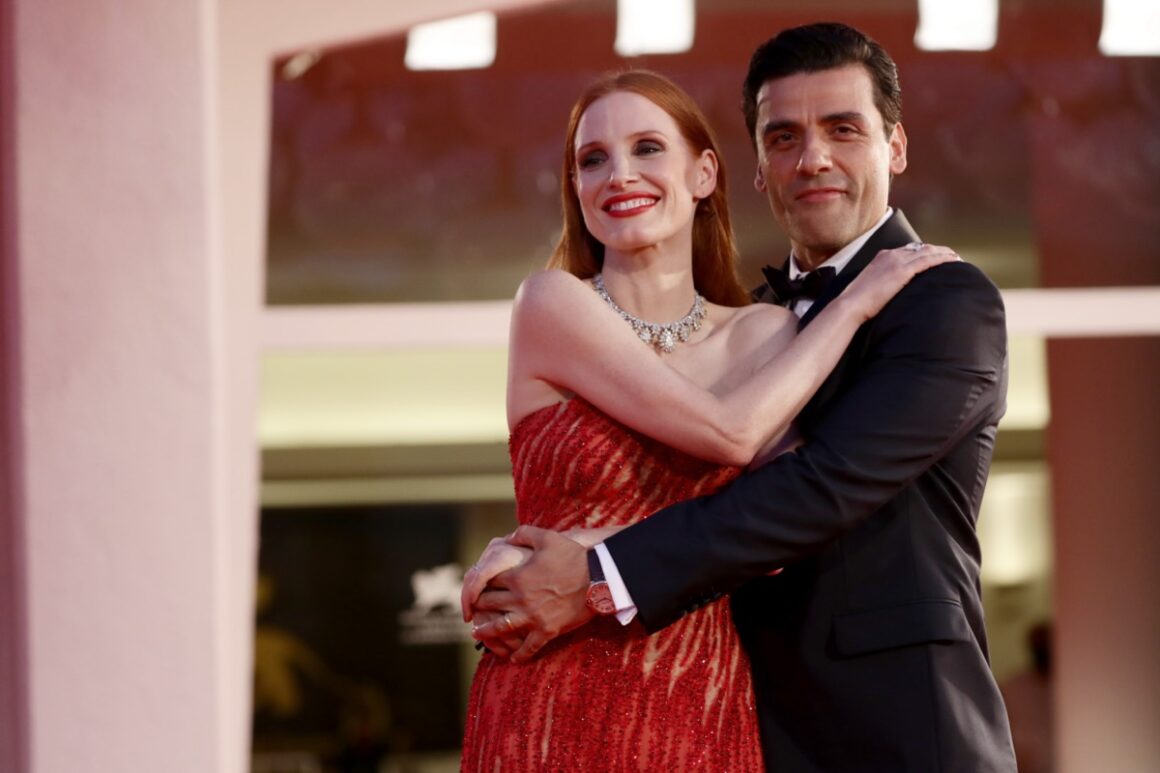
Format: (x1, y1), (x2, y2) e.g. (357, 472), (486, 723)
(742, 22), (902, 146)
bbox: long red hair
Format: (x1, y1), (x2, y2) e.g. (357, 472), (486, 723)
(546, 70), (749, 307)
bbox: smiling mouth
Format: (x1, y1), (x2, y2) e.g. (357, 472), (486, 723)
(795, 188), (845, 203)
(604, 197), (658, 214)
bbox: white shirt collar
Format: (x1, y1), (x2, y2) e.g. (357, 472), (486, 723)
(788, 208), (893, 280)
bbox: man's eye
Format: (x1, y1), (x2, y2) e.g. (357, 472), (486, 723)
(767, 132), (795, 148)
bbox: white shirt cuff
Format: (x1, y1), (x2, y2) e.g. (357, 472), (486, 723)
(594, 542), (637, 625)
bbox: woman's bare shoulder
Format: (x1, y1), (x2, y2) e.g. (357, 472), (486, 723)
(515, 268), (587, 299)
(515, 271), (607, 334)
(713, 301), (796, 336)
(701, 302), (798, 372)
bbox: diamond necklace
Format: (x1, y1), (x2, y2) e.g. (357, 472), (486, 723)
(592, 273), (706, 354)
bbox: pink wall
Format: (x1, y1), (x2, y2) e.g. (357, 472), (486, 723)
(1028, 33), (1160, 763)
(0, 2), (550, 772)
(4, 0), (1153, 770)
(8, 0), (224, 770)
(1049, 338), (1160, 771)
(1, 0), (30, 768)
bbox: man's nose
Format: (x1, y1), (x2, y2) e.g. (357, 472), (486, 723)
(796, 134), (832, 175)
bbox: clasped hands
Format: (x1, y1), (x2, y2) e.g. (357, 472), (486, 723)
(460, 525), (595, 663)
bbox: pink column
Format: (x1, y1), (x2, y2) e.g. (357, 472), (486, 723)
(1, 0), (257, 770)
(1017, 3), (1160, 765)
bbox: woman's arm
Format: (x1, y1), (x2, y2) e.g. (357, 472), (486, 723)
(510, 245), (956, 466)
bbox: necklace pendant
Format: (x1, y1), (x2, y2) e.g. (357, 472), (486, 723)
(659, 329), (676, 353)
(592, 273), (705, 356)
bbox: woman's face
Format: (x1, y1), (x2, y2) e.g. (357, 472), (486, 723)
(572, 91), (717, 260)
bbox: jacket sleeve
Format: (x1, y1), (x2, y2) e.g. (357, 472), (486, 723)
(603, 262), (1008, 632)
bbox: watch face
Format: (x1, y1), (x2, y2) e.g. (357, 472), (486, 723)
(586, 583), (615, 615)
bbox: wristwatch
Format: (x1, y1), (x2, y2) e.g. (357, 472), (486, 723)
(585, 548), (616, 616)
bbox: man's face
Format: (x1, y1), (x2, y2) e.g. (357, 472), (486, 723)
(752, 64), (907, 270)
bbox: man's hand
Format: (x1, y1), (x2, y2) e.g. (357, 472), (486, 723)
(470, 525), (593, 663)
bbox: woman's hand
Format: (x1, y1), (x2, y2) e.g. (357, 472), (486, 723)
(461, 537), (532, 622)
(469, 603), (526, 659)
(842, 242), (960, 321)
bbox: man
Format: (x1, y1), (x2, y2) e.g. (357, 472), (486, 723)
(470, 22), (1016, 771)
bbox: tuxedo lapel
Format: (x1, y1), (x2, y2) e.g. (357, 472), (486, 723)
(795, 210), (921, 425)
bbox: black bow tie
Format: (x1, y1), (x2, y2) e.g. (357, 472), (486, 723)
(761, 264), (837, 307)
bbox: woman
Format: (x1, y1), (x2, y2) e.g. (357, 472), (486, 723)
(459, 70), (954, 771)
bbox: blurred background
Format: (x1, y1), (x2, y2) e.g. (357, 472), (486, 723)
(251, 1), (1157, 772)
(1, 1), (1155, 773)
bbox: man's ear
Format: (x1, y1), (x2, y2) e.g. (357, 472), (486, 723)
(754, 166), (767, 193)
(888, 123), (908, 176)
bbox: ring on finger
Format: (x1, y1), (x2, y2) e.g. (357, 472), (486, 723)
(503, 611), (514, 632)
(905, 241), (924, 252)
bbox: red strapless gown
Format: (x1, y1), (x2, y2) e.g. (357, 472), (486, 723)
(461, 398), (764, 772)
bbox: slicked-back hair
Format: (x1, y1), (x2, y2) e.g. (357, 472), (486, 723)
(742, 22), (902, 146)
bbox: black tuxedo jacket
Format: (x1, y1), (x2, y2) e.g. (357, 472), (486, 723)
(604, 211), (1017, 772)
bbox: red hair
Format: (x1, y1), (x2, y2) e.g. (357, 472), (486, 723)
(546, 70), (749, 307)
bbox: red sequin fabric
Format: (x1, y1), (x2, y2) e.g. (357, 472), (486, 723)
(461, 398), (764, 772)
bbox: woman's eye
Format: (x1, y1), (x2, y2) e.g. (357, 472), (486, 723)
(635, 140), (664, 155)
(578, 151), (606, 169)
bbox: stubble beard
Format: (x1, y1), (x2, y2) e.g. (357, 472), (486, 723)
(782, 210), (854, 269)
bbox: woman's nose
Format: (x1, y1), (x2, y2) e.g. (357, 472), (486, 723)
(607, 154), (638, 187)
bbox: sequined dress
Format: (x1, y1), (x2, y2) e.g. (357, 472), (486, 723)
(461, 398), (764, 772)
